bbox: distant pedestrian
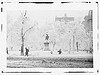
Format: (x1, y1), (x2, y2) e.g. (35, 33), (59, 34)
(45, 34), (49, 40)
(58, 49), (62, 54)
(25, 47), (29, 56)
(50, 51), (53, 54)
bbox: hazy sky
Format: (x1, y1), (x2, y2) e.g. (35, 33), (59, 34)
(7, 10), (89, 27)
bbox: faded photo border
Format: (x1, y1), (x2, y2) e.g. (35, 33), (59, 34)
(0, 0), (100, 74)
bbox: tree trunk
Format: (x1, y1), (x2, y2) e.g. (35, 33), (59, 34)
(21, 28), (24, 56)
(52, 40), (56, 53)
(53, 45), (54, 51)
(73, 35), (75, 51)
(21, 37), (24, 56)
(69, 39), (71, 54)
(76, 42), (78, 52)
(53, 43), (55, 52)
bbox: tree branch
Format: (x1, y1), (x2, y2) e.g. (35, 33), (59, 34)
(23, 26), (34, 37)
(24, 10), (27, 17)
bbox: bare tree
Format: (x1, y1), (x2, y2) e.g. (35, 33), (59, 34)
(20, 10), (36, 56)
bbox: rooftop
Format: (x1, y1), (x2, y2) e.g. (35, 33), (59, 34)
(55, 14), (74, 22)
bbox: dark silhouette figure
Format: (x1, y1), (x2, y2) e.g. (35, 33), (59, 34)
(76, 42), (78, 52)
(50, 51), (53, 54)
(25, 48), (29, 56)
(58, 49), (62, 54)
(45, 34), (49, 40)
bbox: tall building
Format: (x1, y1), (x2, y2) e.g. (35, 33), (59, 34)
(82, 10), (93, 52)
(55, 14), (74, 22)
(82, 10), (93, 32)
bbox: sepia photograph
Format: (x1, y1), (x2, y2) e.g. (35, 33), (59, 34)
(6, 10), (93, 68)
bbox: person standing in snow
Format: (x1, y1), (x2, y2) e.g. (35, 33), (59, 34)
(25, 47), (29, 56)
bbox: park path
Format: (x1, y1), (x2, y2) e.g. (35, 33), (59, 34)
(7, 50), (93, 58)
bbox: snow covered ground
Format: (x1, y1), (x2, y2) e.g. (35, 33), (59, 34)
(7, 50), (92, 58)
(7, 50), (93, 68)
(7, 56), (93, 68)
